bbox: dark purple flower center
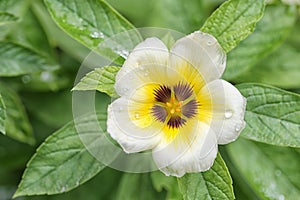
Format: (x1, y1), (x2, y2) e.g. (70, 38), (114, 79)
(151, 82), (198, 128)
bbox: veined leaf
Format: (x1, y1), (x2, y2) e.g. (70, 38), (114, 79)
(44, 0), (142, 63)
(0, 94), (6, 134)
(115, 173), (163, 200)
(0, 12), (18, 25)
(0, 84), (34, 144)
(227, 138), (300, 199)
(201, 0), (265, 53)
(178, 153), (234, 200)
(0, 42), (58, 77)
(72, 66), (121, 98)
(14, 113), (114, 197)
(234, 44), (300, 89)
(223, 4), (297, 79)
(237, 83), (300, 147)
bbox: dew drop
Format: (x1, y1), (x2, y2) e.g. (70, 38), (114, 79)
(135, 112), (140, 119)
(278, 195), (285, 200)
(144, 71), (149, 77)
(122, 87), (128, 93)
(75, 181), (80, 186)
(115, 49), (129, 58)
(235, 125), (241, 132)
(22, 75), (31, 83)
(275, 170), (282, 176)
(61, 186), (66, 193)
(90, 31), (104, 39)
(207, 40), (213, 46)
(40, 72), (53, 81)
(224, 110), (233, 119)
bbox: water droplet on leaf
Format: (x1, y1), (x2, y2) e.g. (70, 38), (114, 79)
(275, 170), (282, 176)
(61, 186), (66, 192)
(22, 75), (31, 83)
(90, 31), (104, 39)
(40, 72), (53, 81)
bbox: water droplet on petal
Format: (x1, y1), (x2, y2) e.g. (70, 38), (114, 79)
(90, 31), (104, 39)
(122, 88), (128, 93)
(235, 126), (241, 132)
(135, 112), (140, 119)
(225, 110), (233, 119)
(275, 170), (282, 176)
(144, 71), (149, 77)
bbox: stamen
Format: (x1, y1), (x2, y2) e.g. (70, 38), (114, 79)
(151, 82), (198, 128)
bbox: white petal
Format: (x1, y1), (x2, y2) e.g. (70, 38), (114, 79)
(115, 37), (169, 97)
(152, 121), (218, 177)
(199, 80), (246, 144)
(169, 31), (226, 84)
(107, 97), (162, 153)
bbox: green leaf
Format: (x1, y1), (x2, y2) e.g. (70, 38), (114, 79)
(149, 0), (206, 34)
(44, 0), (142, 62)
(151, 171), (182, 200)
(13, 113), (111, 197)
(234, 44), (300, 89)
(200, 0), (265, 53)
(0, 84), (34, 144)
(223, 4), (297, 79)
(8, 7), (54, 57)
(0, 42), (58, 77)
(0, 93), (6, 134)
(178, 153), (234, 200)
(227, 138), (300, 199)
(237, 83), (300, 147)
(0, 12), (18, 25)
(73, 66), (121, 98)
(115, 173), (163, 200)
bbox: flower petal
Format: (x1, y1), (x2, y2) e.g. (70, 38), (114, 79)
(107, 97), (163, 153)
(169, 31), (226, 86)
(199, 80), (246, 144)
(152, 120), (218, 177)
(115, 37), (169, 97)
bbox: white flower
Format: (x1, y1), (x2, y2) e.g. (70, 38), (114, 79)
(107, 31), (246, 177)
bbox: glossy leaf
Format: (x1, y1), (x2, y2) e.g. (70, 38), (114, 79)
(115, 173), (163, 200)
(14, 113), (111, 197)
(227, 138), (300, 199)
(178, 153), (234, 200)
(0, 94), (6, 134)
(223, 4), (297, 79)
(0, 42), (58, 77)
(0, 84), (34, 144)
(201, 0), (265, 53)
(44, 0), (142, 62)
(237, 83), (300, 147)
(0, 12), (18, 25)
(73, 66), (121, 98)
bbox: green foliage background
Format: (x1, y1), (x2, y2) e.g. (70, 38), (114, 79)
(0, 0), (299, 199)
